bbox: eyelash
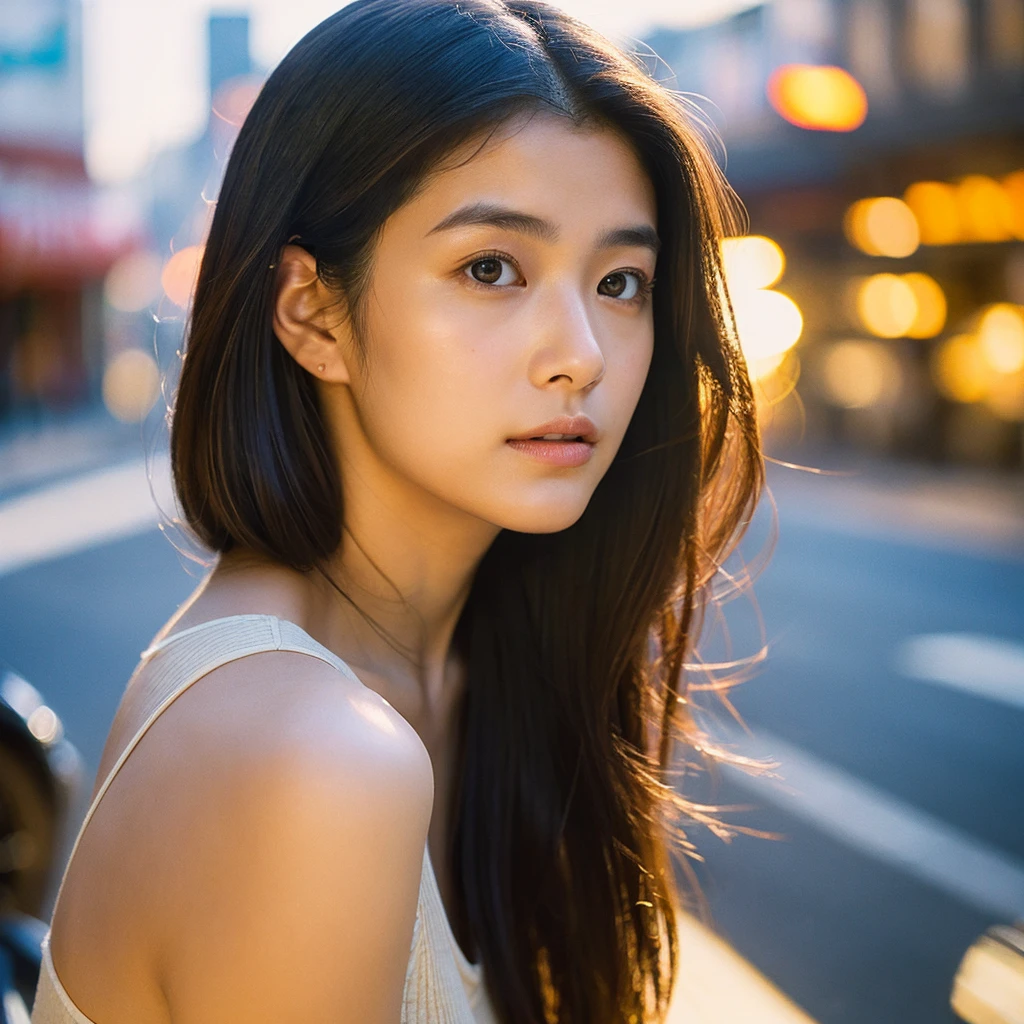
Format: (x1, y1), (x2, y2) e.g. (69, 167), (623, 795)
(460, 249), (655, 306)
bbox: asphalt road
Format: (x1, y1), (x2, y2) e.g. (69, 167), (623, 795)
(1, 448), (1021, 1024)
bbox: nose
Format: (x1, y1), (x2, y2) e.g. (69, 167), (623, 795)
(527, 287), (606, 392)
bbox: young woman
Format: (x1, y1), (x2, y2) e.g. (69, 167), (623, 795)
(32, 0), (763, 1021)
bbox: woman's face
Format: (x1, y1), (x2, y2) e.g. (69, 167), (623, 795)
(323, 111), (658, 535)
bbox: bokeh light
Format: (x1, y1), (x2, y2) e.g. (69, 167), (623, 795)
(821, 340), (902, 408)
(767, 64), (868, 132)
(978, 303), (1024, 373)
(985, 371), (1024, 421)
(903, 181), (961, 245)
(721, 235), (786, 291)
(844, 197), (920, 257)
(161, 245), (205, 308)
(932, 335), (990, 403)
(955, 175), (1015, 242)
(903, 273), (947, 338)
(102, 348), (161, 422)
(731, 288), (804, 371)
(856, 273), (918, 337)
(1004, 171), (1024, 240)
(104, 250), (164, 313)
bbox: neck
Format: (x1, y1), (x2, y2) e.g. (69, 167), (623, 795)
(316, 508), (497, 715)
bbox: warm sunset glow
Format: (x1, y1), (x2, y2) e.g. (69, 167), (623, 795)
(844, 197), (920, 258)
(767, 64), (868, 132)
(161, 245), (205, 308)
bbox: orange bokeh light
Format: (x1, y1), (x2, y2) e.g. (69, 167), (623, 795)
(1004, 171), (1024, 240)
(161, 245), (205, 308)
(767, 65), (868, 132)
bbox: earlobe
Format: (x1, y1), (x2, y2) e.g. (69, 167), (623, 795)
(272, 243), (352, 383)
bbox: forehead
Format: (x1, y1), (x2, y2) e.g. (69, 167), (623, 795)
(394, 111), (657, 239)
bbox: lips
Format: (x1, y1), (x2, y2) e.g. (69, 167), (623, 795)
(505, 414), (598, 468)
(507, 414), (599, 444)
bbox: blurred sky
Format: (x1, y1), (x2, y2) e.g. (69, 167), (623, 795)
(82, 0), (760, 184)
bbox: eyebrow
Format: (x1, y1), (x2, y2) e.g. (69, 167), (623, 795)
(426, 201), (661, 254)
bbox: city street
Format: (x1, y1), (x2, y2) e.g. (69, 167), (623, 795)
(1, 442), (1021, 1023)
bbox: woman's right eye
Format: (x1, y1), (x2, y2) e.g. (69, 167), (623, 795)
(463, 254), (521, 288)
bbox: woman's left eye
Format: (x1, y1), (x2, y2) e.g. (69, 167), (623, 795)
(598, 270), (651, 303)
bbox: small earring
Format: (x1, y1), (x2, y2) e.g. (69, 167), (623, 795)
(316, 363), (326, 373)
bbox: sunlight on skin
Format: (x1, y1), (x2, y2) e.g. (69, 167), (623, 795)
(265, 110), (658, 715)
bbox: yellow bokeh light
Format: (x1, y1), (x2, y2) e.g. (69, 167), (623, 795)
(932, 335), (989, 403)
(955, 175), (1015, 243)
(103, 348), (161, 423)
(903, 181), (961, 245)
(985, 371), (1024, 421)
(104, 250), (163, 313)
(903, 273), (946, 338)
(844, 197), (920, 257)
(821, 340), (901, 409)
(1003, 171), (1024, 240)
(161, 245), (205, 308)
(730, 288), (803, 374)
(767, 64), (868, 132)
(856, 274), (918, 337)
(978, 303), (1024, 374)
(721, 235), (786, 291)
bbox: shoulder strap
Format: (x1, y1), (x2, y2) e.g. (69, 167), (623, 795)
(47, 614), (362, 921)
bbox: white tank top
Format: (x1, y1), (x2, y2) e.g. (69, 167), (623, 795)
(30, 613), (497, 1024)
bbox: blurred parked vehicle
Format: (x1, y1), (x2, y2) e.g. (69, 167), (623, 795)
(952, 922), (1024, 1024)
(0, 664), (82, 1021)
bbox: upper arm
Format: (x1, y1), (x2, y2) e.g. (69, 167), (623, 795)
(153, 670), (434, 1024)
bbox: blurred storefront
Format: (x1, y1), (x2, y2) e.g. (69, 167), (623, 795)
(647, 0), (1024, 469)
(0, 0), (144, 424)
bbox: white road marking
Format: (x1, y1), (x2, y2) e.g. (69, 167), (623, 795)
(717, 729), (1024, 920)
(0, 455), (176, 576)
(895, 633), (1024, 712)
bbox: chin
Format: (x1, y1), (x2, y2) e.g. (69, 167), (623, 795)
(493, 499), (591, 535)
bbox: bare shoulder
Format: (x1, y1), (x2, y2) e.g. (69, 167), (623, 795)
(141, 650), (434, 1022)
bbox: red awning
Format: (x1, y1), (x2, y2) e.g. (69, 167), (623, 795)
(0, 167), (147, 292)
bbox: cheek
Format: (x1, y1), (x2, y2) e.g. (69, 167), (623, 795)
(356, 299), (510, 463)
(608, 327), (655, 417)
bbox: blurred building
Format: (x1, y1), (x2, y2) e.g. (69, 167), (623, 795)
(131, 12), (264, 413)
(0, 0), (145, 424)
(646, 0), (1024, 468)
(148, 14), (260, 253)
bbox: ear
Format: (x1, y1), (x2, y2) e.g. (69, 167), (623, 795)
(271, 244), (354, 384)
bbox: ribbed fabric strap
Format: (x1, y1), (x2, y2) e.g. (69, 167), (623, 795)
(46, 615), (359, 919)
(34, 614), (491, 1024)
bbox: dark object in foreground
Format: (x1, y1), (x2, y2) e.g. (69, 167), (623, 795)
(0, 664), (82, 1020)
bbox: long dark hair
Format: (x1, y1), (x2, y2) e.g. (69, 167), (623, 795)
(170, 1), (764, 1020)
